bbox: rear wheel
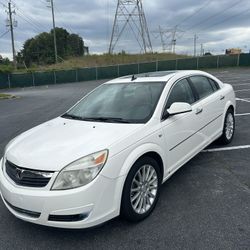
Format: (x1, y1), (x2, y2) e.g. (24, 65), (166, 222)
(120, 157), (161, 222)
(219, 108), (235, 144)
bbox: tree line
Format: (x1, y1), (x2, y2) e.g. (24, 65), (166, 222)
(16, 27), (87, 67)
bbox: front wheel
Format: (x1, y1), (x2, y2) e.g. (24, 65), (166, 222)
(219, 108), (235, 144)
(120, 157), (161, 222)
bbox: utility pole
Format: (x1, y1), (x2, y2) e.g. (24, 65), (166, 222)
(7, 1), (17, 68)
(194, 34), (198, 57)
(47, 0), (58, 63)
(200, 43), (204, 56)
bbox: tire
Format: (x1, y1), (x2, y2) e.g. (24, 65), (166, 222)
(219, 108), (235, 145)
(120, 156), (161, 222)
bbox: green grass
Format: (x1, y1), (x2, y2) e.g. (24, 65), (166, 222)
(28, 52), (189, 72)
(0, 93), (15, 99)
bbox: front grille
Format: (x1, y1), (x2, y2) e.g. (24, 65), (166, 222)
(5, 160), (54, 188)
(48, 213), (89, 222)
(4, 198), (41, 218)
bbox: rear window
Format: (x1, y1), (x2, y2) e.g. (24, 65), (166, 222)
(189, 76), (214, 100)
(208, 78), (220, 91)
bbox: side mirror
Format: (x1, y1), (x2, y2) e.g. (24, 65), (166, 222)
(168, 102), (192, 116)
(162, 102), (192, 120)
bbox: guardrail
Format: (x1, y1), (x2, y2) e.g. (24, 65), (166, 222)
(1, 53), (250, 89)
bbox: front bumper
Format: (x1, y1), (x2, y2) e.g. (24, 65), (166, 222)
(0, 158), (123, 229)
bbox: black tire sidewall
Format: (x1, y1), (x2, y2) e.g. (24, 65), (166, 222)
(120, 156), (161, 222)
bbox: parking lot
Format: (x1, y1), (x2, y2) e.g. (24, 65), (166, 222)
(0, 68), (249, 250)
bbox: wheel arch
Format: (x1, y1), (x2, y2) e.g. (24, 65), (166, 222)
(118, 143), (166, 182)
(134, 151), (164, 183)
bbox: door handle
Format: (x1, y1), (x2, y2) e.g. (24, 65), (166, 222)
(195, 107), (203, 115)
(220, 95), (225, 100)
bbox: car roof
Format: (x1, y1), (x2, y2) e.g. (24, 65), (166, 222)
(105, 70), (209, 84)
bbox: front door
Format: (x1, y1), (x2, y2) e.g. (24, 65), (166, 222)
(161, 78), (204, 173)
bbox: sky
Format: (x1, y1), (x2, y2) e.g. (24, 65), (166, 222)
(0, 0), (250, 59)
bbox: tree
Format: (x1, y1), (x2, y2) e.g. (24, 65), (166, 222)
(19, 28), (85, 66)
(0, 55), (11, 65)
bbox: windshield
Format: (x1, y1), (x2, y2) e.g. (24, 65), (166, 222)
(62, 82), (165, 123)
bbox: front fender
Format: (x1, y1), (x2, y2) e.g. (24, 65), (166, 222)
(119, 143), (166, 177)
(101, 143), (166, 179)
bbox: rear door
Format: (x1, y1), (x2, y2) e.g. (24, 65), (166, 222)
(188, 75), (225, 141)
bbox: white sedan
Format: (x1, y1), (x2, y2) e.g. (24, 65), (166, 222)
(0, 70), (235, 228)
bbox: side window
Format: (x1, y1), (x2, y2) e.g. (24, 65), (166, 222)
(208, 78), (220, 91)
(166, 79), (195, 109)
(189, 76), (214, 100)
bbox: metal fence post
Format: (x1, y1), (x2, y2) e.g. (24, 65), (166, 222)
(217, 56), (220, 68)
(175, 59), (178, 70)
(75, 69), (78, 82)
(53, 71), (56, 84)
(117, 64), (120, 77)
(237, 53), (240, 67)
(138, 63), (140, 74)
(7, 74), (11, 88)
(95, 67), (98, 80)
(156, 60), (158, 71)
(197, 57), (199, 69)
(32, 72), (35, 86)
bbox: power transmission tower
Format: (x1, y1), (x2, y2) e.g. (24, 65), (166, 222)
(171, 26), (178, 54)
(153, 25), (183, 53)
(6, 1), (17, 68)
(152, 26), (172, 52)
(47, 0), (58, 63)
(109, 0), (153, 54)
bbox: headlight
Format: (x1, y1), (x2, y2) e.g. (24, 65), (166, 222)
(51, 150), (108, 190)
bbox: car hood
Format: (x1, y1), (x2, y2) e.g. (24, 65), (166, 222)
(5, 117), (143, 171)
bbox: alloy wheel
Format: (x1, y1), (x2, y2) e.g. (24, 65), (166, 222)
(130, 164), (158, 214)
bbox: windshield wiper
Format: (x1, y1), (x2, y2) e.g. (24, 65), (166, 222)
(82, 117), (131, 123)
(61, 113), (84, 121)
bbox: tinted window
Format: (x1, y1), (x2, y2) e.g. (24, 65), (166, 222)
(64, 82), (165, 123)
(189, 76), (214, 100)
(166, 79), (195, 108)
(208, 78), (220, 91)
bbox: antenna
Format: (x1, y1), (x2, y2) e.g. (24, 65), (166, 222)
(109, 0), (153, 54)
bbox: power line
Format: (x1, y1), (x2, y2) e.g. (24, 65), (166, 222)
(176, 0), (213, 27)
(15, 12), (43, 33)
(11, 0), (48, 31)
(183, 0), (243, 33)
(53, 5), (75, 33)
(15, 10), (48, 31)
(0, 29), (9, 39)
(201, 7), (250, 31)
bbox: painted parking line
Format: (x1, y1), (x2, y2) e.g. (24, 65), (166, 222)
(235, 89), (250, 93)
(235, 113), (250, 117)
(202, 145), (250, 153)
(231, 83), (250, 86)
(236, 98), (250, 103)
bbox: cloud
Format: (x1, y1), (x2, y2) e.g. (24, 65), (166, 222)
(0, 0), (250, 59)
